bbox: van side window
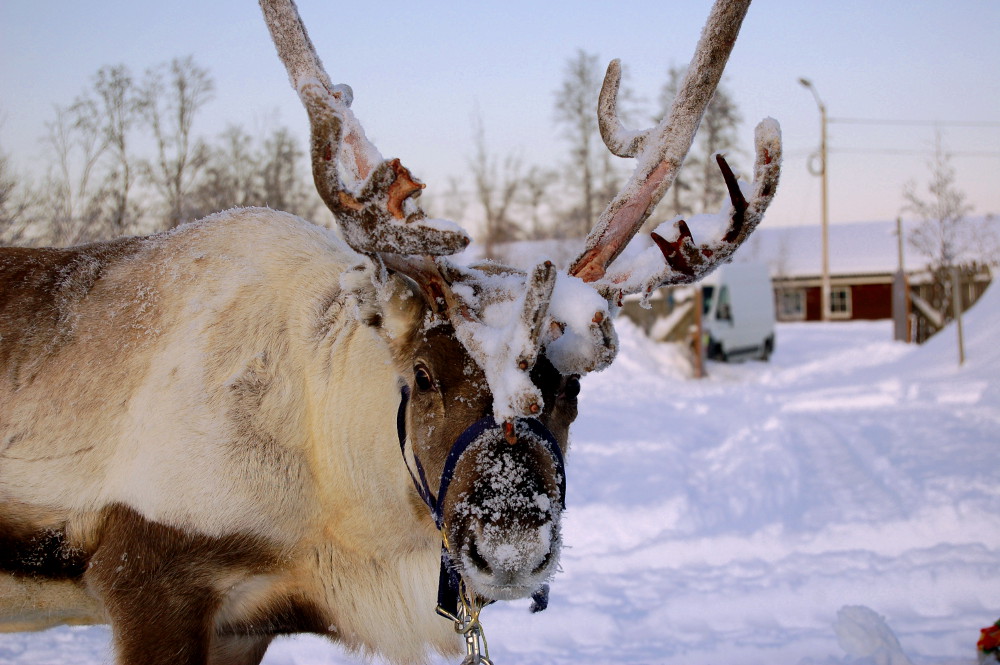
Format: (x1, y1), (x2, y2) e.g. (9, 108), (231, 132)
(716, 285), (732, 321)
(702, 285), (714, 316)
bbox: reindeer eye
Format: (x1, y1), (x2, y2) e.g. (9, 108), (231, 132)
(562, 375), (581, 400)
(414, 365), (435, 392)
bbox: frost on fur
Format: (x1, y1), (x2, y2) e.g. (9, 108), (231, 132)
(448, 423), (563, 600)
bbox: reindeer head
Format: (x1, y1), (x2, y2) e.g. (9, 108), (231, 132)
(374, 268), (579, 600)
(261, 0), (780, 605)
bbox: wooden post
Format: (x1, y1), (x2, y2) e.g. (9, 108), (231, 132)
(892, 217), (912, 343)
(951, 267), (965, 366)
(693, 287), (705, 379)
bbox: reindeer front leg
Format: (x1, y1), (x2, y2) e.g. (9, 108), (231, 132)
(87, 505), (277, 665)
(208, 635), (275, 665)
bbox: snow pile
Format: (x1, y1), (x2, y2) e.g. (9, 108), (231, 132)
(834, 606), (913, 665)
(910, 281), (1000, 375)
(3, 286), (997, 664)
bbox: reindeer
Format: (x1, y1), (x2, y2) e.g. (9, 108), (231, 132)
(0, 0), (780, 663)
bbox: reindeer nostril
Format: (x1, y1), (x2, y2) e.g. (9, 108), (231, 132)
(464, 524), (554, 581)
(531, 549), (553, 577)
(466, 538), (493, 576)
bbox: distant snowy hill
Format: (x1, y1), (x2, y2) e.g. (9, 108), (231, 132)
(2, 286), (998, 665)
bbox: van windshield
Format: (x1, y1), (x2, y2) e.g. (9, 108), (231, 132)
(702, 285), (714, 315)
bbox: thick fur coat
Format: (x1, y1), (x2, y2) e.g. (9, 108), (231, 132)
(0, 209), (462, 663)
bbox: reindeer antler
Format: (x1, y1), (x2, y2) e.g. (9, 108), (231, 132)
(260, 0), (469, 256)
(261, 0), (562, 423)
(569, 0), (781, 303)
(260, 0), (780, 422)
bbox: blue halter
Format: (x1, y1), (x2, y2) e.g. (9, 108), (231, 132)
(396, 385), (564, 616)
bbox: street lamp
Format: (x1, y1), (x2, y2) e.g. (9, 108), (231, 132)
(799, 77), (831, 322)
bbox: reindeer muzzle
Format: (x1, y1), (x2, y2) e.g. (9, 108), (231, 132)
(396, 386), (565, 615)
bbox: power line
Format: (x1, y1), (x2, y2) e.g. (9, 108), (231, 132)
(832, 147), (1000, 157)
(829, 117), (1000, 128)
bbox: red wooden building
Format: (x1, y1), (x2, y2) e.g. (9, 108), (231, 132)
(741, 219), (992, 324)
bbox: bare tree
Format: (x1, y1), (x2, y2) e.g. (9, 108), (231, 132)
(904, 139), (976, 271)
(38, 104), (109, 245)
(140, 56), (214, 228)
(554, 50), (638, 238)
(23, 61), (178, 244)
(656, 65), (742, 218)
(521, 166), (558, 240)
(693, 81), (740, 213)
(260, 125), (316, 217)
(656, 68), (696, 220)
(191, 124), (258, 216)
(554, 50), (600, 237)
(902, 136), (987, 317)
(78, 65), (141, 236)
(33, 64), (145, 242)
(469, 115), (522, 259)
(0, 148), (34, 245)
(190, 123), (316, 221)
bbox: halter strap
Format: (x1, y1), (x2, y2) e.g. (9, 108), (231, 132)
(397, 385), (437, 515)
(396, 386), (566, 617)
(397, 386), (566, 527)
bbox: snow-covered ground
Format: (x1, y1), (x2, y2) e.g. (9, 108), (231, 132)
(3, 286), (998, 665)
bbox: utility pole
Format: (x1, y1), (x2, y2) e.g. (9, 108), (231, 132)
(799, 78), (831, 321)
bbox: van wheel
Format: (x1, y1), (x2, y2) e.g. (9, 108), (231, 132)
(760, 336), (774, 361)
(707, 340), (726, 362)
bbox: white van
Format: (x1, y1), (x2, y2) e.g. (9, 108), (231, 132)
(701, 262), (776, 362)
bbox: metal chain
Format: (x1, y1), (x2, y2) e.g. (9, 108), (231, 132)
(438, 531), (495, 664)
(455, 583), (493, 665)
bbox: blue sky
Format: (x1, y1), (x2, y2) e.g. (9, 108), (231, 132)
(1, 0), (998, 228)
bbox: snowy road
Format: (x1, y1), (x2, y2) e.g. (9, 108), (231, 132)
(2, 288), (998, 665)
(478, 298), (1000, 665)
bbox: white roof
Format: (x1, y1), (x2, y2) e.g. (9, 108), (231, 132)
(734, 219), (933, 278)
(460, 218), (991, 280)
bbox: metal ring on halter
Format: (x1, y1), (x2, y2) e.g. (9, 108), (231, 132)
(457, 597), (493, 665)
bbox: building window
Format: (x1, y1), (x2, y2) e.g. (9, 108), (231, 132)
(778, 288), (805, 320)
(830, 286), (852, 318)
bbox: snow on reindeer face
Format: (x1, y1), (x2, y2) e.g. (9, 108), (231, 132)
(384, 282), (580, 601)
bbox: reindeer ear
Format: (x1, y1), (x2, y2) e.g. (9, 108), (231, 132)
(336, 262), (384, 329)
(336, 262), (424, 348)
(377, 272), (427, 346)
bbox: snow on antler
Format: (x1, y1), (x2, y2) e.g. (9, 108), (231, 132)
(599, 118), (782, 305)
(263, 0), (780, 423)
(260, 0), (469, 257)
(548, 0), (781, 371)
(261, 0), (585, 424)
(569, 0), (757, 284)
(447, 263), (557, 423)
